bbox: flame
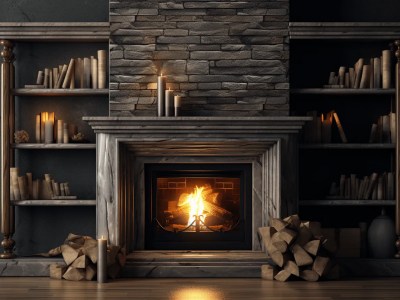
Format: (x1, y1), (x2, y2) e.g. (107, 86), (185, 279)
(180, 186), (207, 226)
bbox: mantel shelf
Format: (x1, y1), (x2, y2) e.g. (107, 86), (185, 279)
(0, 22), (109, 41)
(11, 200), (96, 206)
(300, 200), (396, 206)
(289, 22), (400, 39)
(12, 88), (109, 96)
(291, 88), (395, 95)
(300, 143), (395, 150)
(12, 143), (96, 150)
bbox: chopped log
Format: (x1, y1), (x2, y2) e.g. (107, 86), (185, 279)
(300, 269), (320, 282)
(257, 227), (277, 252)
(164, 203), (190, 219)
(62, 266), (85, 281)
(65, 233), (85, 249)
(304, 240), (321, 256)
(283, 260), (299, 277)
(277, 228), (297, 245)
(49, 263), (67, 280)
(205, 192), (222, 205)
(272, 240), (288, 253)
(85, 263), (97, 281)
(274, 269), (291, 282)
(177, 193), (190, 206)
(313, 256), (331, 276)
(61, 245), (79, 266)
(296, 225), (313, 246)
(291, 244), (313, 267)
(71, 255), (88, 269)
(203, 200), (233, 220)
(302, 221), (322, 238)
(283, 214), (301, 230)
(83, 238), (97, 249)
(270, 218), (288, 231)
(270, 250), (290, 268)
(261, 264), (278, 280)
(48, 246), (62, 257)
(83, 246), (98, 264)
(107, 245), (121, 267)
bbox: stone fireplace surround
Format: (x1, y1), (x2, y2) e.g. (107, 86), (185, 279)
(84, 116), (309, 277)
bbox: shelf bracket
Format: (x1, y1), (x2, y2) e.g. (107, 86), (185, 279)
(0, 39), (15, 259)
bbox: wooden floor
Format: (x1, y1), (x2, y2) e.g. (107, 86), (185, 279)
(0, 278), (400, 299)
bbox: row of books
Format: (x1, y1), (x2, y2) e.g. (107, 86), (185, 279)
(10, 168), (76, 201)
(303, 110), (347, 143)
(369, 113), (396, 143)
(327, 172), (394, 200)
(27, 50), (107, 89)
(324, 50), (391, 89)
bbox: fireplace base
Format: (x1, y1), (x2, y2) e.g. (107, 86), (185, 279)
(121, 251), (271, 278)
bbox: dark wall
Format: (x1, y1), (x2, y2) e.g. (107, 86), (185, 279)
(0, 0), (108, 22)
(0, 0), (108, 256)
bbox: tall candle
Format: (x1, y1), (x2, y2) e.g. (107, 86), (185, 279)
(63, 123), (69, 144)
(44, 120), (53, 143)
(57, 120), (63, 143)
(157, 74), (166, 116)
(165, 89), (173, 117)
(35, 114), (41, 143)
(97, 235), (107, 283)
(174, 95), (181, 117)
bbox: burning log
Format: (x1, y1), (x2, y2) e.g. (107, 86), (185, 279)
(259, 214), (339, 282)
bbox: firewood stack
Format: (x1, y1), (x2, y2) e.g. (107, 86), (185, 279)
(258, 215), (339, 282)
(47, 233), (126, 281)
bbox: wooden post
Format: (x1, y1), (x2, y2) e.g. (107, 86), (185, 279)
(395, 40), (400, 259)
(0, 40), (15, 259)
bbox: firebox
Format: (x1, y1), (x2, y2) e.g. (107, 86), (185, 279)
(145, 163), (252, 250)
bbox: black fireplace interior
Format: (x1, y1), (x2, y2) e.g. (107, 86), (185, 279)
(145, 163), (252, 250)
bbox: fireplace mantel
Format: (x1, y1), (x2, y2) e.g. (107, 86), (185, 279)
(84, 116), (310, 258)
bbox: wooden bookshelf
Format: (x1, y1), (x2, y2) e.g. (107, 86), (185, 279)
(300, 143), (395, 150)
(299, 200), (396, 206)
(11, 200), (96, 206)
(12, 88), (109, 97)
(12, 143), (96, 150)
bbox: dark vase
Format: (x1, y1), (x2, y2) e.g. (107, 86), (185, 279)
(367, 209), (396, 258)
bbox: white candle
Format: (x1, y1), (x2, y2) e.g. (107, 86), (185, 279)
(157, 74), (166, 116)
(165, 89), (173, 117)
(35, 114), (41, 143)
(174, 95), (181, 117)
(57, 120), (63, 143)
(63, 123), (69, 144)
(97, 235), (107, 283)
(44, 120), (53, 143)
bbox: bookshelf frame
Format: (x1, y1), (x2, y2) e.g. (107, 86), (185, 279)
(0, 22), (109, 258)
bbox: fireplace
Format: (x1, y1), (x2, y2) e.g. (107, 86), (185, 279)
(84, 117), (310, 277)
(145, 163), (252, 250)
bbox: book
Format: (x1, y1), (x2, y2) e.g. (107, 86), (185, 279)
(62, 59), (75, 89)
(349, 67), (355, 87)
(382, 50), (391, 89)
(373, 57), (381, 88)
(74, 58), (82, 88)
(364, 172), (378, 200)
(332, 111), (348, 143)
(55, 64), (68, 89)
(83, 57), (91, 88)
(53, 67), (59, 87)
(98, 50), (107, 89)
(369, 58), (374, 89)
(49, 69), (53, 89)
(382, 114), (391, 143)
(36, 70), (44, 85)
(353, 58), (364, 88)
(389, 112), (396, 144)
(91, 56), (98, 89)
(10, 168), (20, 201)
(359, 65), (370, 89)
(338, 66), (346, 87)
(44, 68), (50, 88)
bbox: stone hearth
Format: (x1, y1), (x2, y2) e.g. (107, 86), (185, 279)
(84, 116), (309, 277)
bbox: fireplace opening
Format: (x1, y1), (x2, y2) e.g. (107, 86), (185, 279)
(145, 163), (252, 250)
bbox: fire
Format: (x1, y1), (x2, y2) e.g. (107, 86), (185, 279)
(179, 186), (207, 226)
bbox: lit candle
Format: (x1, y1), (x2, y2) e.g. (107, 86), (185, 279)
(157, 74), (166, 116)
(35, 114), (41, 143)
(97, 235), (107, 283)
(174, 95), (181, 117)
(44, 120), (53, 143)
(165, 88), (174, 117)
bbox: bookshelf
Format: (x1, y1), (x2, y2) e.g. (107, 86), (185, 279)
(0, 22), (109, 258)
(289, 5), (400, 258)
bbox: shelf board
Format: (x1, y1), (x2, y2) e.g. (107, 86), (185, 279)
(300, 200), (396, 206)
(12, 143), (96, 150)
(289, 22), (400, 39)
(11, 200), (96, 206)
(12, 88), (109, 96)
(0, 22), (109, 41)
(290, 88), (395, 95)
(300, 143), (395, 150)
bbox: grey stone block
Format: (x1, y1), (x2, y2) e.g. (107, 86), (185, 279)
(112, 29), (164, 36)
(124, 51), (154, 60)
(210, 66), (285, 75)
(161, 60), (187, 74)
(198, 82), (221, 89)
(154, 51), (189, 59)
(157, 36), (200, 44)
(222, 82), (247, 90)
(159, 2), (184, 10)
(190, 51), (251, 60)
(164, 29), (188, 36)
(187, 60), (209, 75)
(111, 59), (154, 67)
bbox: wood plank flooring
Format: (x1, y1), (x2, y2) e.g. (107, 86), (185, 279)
(0, 277), (400, 299)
